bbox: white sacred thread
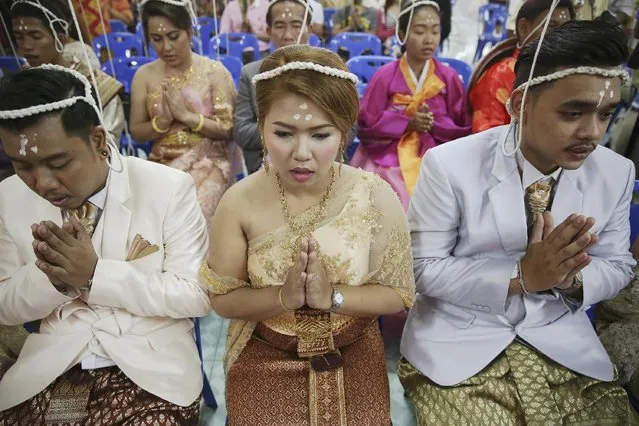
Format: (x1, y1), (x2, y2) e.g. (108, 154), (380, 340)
(252, 61), (359, 85)
(299, 103), (308, 109)
(11, 0), (70, 53)
(304, 114), (312, 120)
(395, 0), (440, 46)
(0, 64), (122, 169)
(293, 113), (301, 120)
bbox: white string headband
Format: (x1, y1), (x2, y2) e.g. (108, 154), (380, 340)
(252, 61), (359, 85)
(395, 0), (440, 46)
(11, 0), (70, 53)
(502, 0), (628, 156)
(0, 64), (123, 170)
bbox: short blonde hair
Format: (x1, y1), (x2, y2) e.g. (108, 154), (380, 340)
(255, 45), (359, 148)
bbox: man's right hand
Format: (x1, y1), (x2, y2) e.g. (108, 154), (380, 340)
(519, 212), (598, 293)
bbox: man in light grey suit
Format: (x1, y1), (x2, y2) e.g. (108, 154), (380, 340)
(232, 0), (311, 174)
(399, 18), (637, 425)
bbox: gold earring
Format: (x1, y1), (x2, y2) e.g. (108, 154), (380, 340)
(339, 140), (346, 175)
(261, 135), (270, 175)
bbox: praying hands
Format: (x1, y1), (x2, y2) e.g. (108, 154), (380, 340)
(519, 212), (599, 293)
(279, 239), (333, 311)
(31, 219), (98, 289)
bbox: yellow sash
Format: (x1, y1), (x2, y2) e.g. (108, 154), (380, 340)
(393, 56), (445, 196)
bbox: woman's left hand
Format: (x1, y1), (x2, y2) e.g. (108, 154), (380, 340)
(305, 239), (333, 311)
(163, 82), (191, 123)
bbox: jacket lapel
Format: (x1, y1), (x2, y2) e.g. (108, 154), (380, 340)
(488, 125), (528, 256)
(100, 156), (132, 261)
(550, 170), (583, 226)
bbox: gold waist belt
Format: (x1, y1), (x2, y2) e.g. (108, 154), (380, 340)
(157, 129), (203, 147)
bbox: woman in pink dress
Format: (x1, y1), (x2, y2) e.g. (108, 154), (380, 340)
(130, 0), (242, 223)
(351, 0), (470, 210)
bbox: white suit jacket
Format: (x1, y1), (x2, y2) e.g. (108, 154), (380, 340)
(401, 125), (636, 386)
(0, 155), (212, 409)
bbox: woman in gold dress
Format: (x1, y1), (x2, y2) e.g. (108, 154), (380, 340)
(130, 0), (241, 221)
(200, 45), (416, 425)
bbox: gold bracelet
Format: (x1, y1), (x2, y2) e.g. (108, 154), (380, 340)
(278, 287), (294, 312)
(151, 116), (170, 134)
(192, 114), (205, 133)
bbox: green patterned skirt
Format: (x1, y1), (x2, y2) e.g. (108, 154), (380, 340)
(398, 341), (637, 426)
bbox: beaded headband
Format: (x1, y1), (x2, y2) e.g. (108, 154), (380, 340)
(513, 66), (630, 92)
(252, 61), (359, 85)
(11, 0), (69, 53)
(395, 0), (440, 46)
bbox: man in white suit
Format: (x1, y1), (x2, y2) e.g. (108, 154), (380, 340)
(0, 66), (211, 424)
(399, 17), (637, 424)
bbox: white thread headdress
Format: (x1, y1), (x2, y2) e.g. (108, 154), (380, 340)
(252, 61), (359, 85)
(11, 0), (69, 53)
(0, 64), (123, 169)
(395, 0), (440, 46)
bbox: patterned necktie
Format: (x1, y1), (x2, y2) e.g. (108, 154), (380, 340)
(525, 178), (554, 229)
(65, 202), (99, 238)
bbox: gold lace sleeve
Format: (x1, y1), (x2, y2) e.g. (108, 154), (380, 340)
(199, 263), (250, 295)
(363, 177), (416, 308)
(208, 59), (237, 133)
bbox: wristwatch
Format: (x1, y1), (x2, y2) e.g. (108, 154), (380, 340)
(330, 286), (345, 312)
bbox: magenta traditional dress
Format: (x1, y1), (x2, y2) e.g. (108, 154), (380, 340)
(351, 56), (471, 210)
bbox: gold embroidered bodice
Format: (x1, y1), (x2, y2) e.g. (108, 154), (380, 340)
(247, 172), (415, 336)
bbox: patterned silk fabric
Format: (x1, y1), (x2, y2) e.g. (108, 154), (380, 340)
(398, 341), (636, 426)
(0, 366), (200, 425)
(146, 56), (242, 224)
(201, 171), (415, 425)
(469, 50), (519, 134)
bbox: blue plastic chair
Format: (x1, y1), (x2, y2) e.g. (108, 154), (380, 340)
(93, 32), (143, 61)
(147, 36), (203, 58)
(329, 32), (382, 59)
(109, 19), (128, 33)
(324, 7), (336, 40)
(210, 33), (260, 63)
(473, 3), (508, 63)
(210, 54), (242, 88)
(346, 55), (394, 84)
(193, 317), (218, 409)
(101, 56), (153, 93)
(197, 16), (217, 27)
(438, 57), (472, 89)
(196, 22), (219, 55)
(0, 56), (26, 73)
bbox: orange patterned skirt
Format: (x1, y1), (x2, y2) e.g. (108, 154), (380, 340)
(226, 319), (391, 426)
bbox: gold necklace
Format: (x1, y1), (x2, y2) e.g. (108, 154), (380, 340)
(275, 166), (336, 237)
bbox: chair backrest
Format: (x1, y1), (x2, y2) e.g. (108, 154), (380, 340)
(210, 54), (242, 88)
(146, 36), (203, 58)
(196, 22), (220, 55)
(309, 33), (322, 47)
(109, 19), (128, 33)
(328, 32), (382, 59)
(197, 16), (216, 27)
(0, 56), (26, 73)
(478, 3), (508, 39)
(101, 56), (153, 93)
(210, 33), (260, 62)
(93, 32), (143, 61)
(324, 7), (336, 25)
(438, 57), (472, 89)
(630, 180), (639, 244)
(346, 55), (394, 84)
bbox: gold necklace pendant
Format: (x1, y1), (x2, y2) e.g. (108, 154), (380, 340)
(275, 167), (336, 239)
